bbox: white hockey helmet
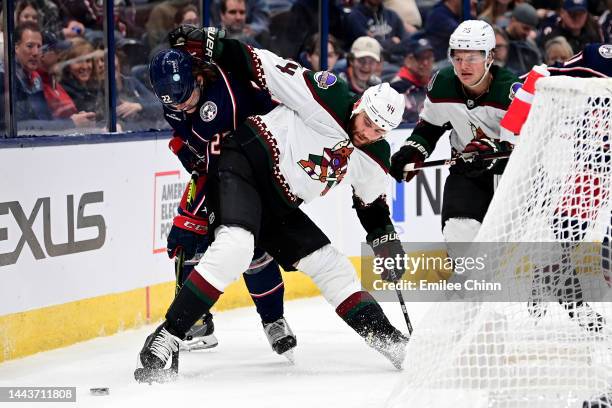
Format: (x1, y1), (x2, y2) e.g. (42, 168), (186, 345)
(448, 20), (496, 59)
(351, 83), (404, 131)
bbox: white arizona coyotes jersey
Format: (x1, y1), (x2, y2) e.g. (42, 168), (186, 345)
(235, 44), (392, 205)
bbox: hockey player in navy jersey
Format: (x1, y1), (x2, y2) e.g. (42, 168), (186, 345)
(149, 48), (297, 358)
(547, 43), (612, 78)
(135, 26), (409, 383)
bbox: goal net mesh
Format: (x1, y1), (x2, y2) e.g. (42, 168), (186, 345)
(387, 77), (612, 408)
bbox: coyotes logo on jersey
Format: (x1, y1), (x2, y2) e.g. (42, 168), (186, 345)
(470, 122), (487, 139)
(298, 140), (354, 196)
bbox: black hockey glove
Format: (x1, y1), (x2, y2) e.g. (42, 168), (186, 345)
(168, 25), (225, 64)
(167, 214), (208, 260)
(367, 227), (405, 283)
(390, 139), (429, 183)
(168, 135), (207, 173)
(451, 138), (511, 178)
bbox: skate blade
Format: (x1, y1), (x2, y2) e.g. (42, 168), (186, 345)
(179, 334), (219, 352)
(281, 349), (295, 364)
(134, 367), (178, 384)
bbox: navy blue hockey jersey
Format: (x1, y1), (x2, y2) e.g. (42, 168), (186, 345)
(163, 64), (277, 173)
(549, 43), (612, 78)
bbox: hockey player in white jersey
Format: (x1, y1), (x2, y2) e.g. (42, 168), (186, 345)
(389, 20), (519, 257)
(134, 26), (409, 383)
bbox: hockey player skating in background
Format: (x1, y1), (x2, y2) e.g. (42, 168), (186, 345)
(148, 48), (296, 357)
(389, 20), (518, 261)
(500, 44), (612, 335)
(134, 26), (408, 383)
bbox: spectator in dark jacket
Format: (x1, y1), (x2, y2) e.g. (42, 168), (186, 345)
(344, 0), (406, 61)
(390, 38), (434, 124)
(423, 0), (466, 61)
(539, 0), (603, 54)
(114, 51), (163, 131)
(504, 3), (543, 75)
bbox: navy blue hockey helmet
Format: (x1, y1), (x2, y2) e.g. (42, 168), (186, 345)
(149, 48), (195, 105)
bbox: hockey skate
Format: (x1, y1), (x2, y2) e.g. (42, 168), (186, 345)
(263, 317), (297, 363)
(134, 322), (180, 383)
(180, 313), (219, 351)
(365, 329), (409, 370)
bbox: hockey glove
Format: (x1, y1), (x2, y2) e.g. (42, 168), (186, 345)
(390, 139), (429, 183)
(168, 135), (206, 173)
(367, 227), (406, 282)
(167, 214), (208, 260)
(451, 138), (511, 178)
(168, 25), (225, 64)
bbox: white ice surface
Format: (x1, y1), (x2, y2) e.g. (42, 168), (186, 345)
(0, 297), (429, 408)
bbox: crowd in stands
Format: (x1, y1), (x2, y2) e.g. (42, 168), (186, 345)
(1, 0), (610, 136)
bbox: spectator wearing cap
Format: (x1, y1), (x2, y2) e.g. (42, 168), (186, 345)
(297, 33), (342, 71)
(338, 36), (383, 95)
(539, 0), (603, 54)
(344, 0), (407, 59)
(423, 0), (476, 61)
(40, 31), (95, 126)
(389, 38), (434, 123)
(504, 3), (543, 75)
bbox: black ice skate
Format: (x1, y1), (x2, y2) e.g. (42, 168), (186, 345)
(365, 329), (409, 370)
(134, 322), (180, 383)
(263, 317), (297, 362)
(180, 313), (219, 351)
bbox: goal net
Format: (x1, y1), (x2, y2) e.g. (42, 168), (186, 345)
(387, 77), (612, 408)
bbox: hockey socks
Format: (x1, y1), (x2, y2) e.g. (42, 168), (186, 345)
(337, 291), (408, 369)
(243, 260), (285, 324)
(336, 291), (396, 338)
(165, 269), (223, 339)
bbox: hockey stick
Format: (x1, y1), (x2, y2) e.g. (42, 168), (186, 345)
(403, 151), (512, 173)
(395, 289), (413, 335)
(174, 171), (199, 296)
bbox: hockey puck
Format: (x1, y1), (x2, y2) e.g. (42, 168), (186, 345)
(90, 387), (110, 396)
